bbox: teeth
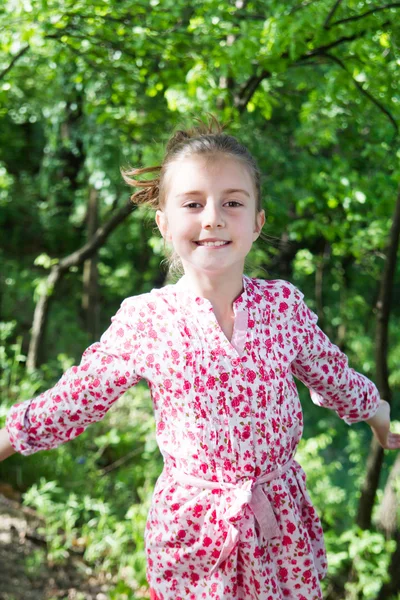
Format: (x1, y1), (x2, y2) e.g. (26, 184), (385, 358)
(197, 241), (229, 247)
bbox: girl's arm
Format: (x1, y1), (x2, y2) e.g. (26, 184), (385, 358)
(366, 400), (400, 450)
(6, 297), (143, 456)
(289, 289), (395, 436)
(0, 427), (15, 461)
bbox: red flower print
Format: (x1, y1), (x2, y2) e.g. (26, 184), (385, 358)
(220, 372), (229, 383)
(206, 376), (216, 389)
(69, 414), (81, 421)
(287, 521), (296, 534)
(241, 425), (251, 440)
(278, 567), (289, 581)
(246, 370), (256, 383)
(302, 569), (312, 583)
(282, 535), (293, 546)
(193, 504), (203, 518)
(279, 301), (289, 313)
(190, 572), (200, 584)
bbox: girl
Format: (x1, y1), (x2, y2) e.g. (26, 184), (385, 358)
(1, 119), (399, 600)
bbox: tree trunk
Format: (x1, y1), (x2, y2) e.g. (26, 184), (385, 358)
(315, 242), (331, 333)
(377, 454), (400, 538)
(27, 199), (134, 371)
(26, 268), (62, 372)
(355, 439), (384, 529)
(355, 184), (400, 530)
(336, 256), (353, 350)
(376, 531), (400, 600)
(82, 186), (100, 341)
(325, 191), (400, 600)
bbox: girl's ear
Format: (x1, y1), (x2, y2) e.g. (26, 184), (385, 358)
(253, 209), (265, 241)
(156, 209), (169, 240)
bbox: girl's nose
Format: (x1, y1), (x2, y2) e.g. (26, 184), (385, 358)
(203, 204), (225, 229)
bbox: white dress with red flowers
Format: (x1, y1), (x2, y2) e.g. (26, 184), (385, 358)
(6, 276), (380, 600)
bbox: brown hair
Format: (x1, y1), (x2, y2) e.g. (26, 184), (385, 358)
(121, 115), (262, 212)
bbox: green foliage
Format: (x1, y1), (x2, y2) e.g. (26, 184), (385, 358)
(326, 528), (395, 600)
(16, 384), (161, 591)
(1, 0), (400, 596)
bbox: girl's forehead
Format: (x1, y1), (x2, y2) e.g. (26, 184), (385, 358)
(165, 154), (254, 195)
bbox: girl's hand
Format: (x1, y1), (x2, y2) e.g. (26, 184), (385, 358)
(0, 427), (15, 462)
(365, 400), (400, 450)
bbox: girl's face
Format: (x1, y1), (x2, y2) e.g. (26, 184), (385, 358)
(156, 155), (265, 279)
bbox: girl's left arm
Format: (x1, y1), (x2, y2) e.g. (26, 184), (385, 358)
(290, 291), (400, 449)
(365, 400), (400, 450)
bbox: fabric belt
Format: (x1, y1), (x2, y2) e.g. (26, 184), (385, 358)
(171, 458), (293, 574)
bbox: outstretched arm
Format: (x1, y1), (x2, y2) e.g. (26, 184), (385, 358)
(5, 296), (143, 456)
(290, 292), (381, 425)
(0, 427), (15, 461)
(366, 400), (400, 450)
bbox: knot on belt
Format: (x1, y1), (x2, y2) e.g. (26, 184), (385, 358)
(171, 458), (294, 574)
(234, 487), (252, 505)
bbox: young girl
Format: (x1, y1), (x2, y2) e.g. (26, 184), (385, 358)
(1, 119), (399, 600)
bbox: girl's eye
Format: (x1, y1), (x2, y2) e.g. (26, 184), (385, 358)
(184, 202), (202, 209)
(225, 201), (242, 207)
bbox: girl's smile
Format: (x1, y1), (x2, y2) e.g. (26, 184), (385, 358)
(194, 238), (231, 247)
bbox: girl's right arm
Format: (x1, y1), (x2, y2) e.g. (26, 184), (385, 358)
(5, 297), (143, 457)
(0, 427), (15, 461)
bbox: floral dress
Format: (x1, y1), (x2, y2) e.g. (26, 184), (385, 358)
(6, 276), (380, 600)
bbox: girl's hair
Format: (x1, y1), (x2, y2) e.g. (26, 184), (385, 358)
(121, 115), (262, 212)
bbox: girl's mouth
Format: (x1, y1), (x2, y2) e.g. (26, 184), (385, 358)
(194, 240), (231, 247)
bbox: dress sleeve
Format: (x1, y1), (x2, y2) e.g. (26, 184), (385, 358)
(290, 289), (381, 425)
(6, 298), (142, 455)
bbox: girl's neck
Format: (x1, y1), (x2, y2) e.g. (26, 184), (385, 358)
(180, 267), (245, 315)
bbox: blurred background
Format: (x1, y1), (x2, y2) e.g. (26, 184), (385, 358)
(0, 0), (399, 598)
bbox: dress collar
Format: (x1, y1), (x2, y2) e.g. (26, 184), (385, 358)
(173, 274), (251, 314)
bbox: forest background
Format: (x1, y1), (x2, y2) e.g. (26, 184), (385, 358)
(0, 0), (400, 599)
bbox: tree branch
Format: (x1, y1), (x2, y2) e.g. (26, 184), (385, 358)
(27, 199), (135, 371)
(323, 52), (398, 134)
(227, 16), (390, 116)
(323, 0), (344, 29)
(290, 0), (322, 15)
(329, 3), (400, 28)
(0, 44), (30, 82)
(304, 29), (369, 58)
(60, 200), (135, 270)
(233, 69), (271, 112)
(232, 26), (373, 112)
